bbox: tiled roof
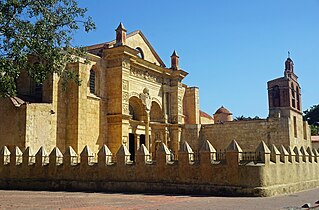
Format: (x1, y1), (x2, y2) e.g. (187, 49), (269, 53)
(200, 110), (213, 120)
(311, 136), (319, 142)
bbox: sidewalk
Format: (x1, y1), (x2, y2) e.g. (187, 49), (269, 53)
(0, 188), (319, 210)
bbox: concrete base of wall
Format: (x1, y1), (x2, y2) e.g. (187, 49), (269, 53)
(0, 179), (264, 197)
(2, 179), (319, 197)
(257, 180), (319, 197)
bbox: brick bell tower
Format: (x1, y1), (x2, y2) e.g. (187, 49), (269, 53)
(267, 54), (302, 118)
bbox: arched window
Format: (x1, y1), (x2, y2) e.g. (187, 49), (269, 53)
(136, 47), (144, 59)
(129, 96), (144, 121)
(89, 69), (95, 94)
(291, 84), (296, 108)
(150, 101), (162, 122)
(296, 87), (300, 110)
(272, 85), (280, 107)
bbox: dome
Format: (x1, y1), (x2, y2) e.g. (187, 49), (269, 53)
(214, 106), (231, 115)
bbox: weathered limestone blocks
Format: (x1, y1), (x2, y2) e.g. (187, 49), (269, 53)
(0, 142), (319, 196)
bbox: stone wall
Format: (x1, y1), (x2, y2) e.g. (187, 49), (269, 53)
(183, 87), (199, 124)
(0, 98), (26, 149)
(199, 118), (311, 151)
(181, 124), (201, 152)
(1, 141), (319, 197)
(25, 103), (56, 152)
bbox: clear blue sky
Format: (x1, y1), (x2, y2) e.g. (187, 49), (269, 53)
(74, 0), (319, 118)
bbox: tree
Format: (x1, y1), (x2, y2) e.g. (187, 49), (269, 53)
(304, 104), (319, 135)
(0, 0), (95, 97)
(234, 115), (261, 121)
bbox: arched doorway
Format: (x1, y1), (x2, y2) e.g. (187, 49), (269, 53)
(128, 96), (145, 161)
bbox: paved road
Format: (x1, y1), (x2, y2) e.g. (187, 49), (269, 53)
(0, 188), (319, 210)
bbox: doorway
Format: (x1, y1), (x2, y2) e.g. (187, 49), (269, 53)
(140, 134), (145, 146)
(129, 133), (135, 161)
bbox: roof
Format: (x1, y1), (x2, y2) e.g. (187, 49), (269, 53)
(214, 106), (232, 115)
(199, 110), (213, 120)
(86, 30), (166, 67)
(311, 136), (319, 142)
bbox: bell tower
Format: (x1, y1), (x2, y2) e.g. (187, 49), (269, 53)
(267, 54), (310, 147)
(267, 54), (302, 118)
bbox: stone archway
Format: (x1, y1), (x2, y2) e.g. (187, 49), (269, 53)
(129, 96), (145, 121)
(150, 101), (163, 123)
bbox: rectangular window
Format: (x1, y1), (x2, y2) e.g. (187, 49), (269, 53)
(293, 116), (297, 138)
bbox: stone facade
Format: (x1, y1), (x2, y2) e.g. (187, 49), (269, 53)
(0, 23), (316, 196)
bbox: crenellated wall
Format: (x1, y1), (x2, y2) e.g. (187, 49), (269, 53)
(1, 140), (319, 197)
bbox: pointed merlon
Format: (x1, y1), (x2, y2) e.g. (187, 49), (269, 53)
(23, 147), (34, 157)
(49, 147), (63, 158)
(270, 144), (280, 155)
(293, 146), (302, 156)
(287, 147), (295, 156)
(300, 146), (309, 156)
(12, 146), (23, 156)
(279, 145), (289, 156)
(306, 147), (314, 156)
(255, 141), (270, 154)
(312, 148), (319, 156)
(157, 143), (171, 155)
(36, 146), (48, 157)
(138, 144), (150, 155)
(98, 144), (112, 156)
(116, 144), (131, 156)
(200, 140), (216, 153)
(226, 139), (243, 152)
(80, 145), (94, 157)
(64, 146), (77, 157)
(0, 146), (10, 156)
(180, 141), (194, 153)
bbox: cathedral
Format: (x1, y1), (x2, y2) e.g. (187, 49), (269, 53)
(0, 23), (311, 159)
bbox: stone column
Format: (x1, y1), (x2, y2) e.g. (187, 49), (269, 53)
(135, 134), (140, 151)
(164, 127), (169, 146)
(145, 111), (150, 150)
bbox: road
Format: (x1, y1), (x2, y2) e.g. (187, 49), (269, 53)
(0, 188), (319, 210)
